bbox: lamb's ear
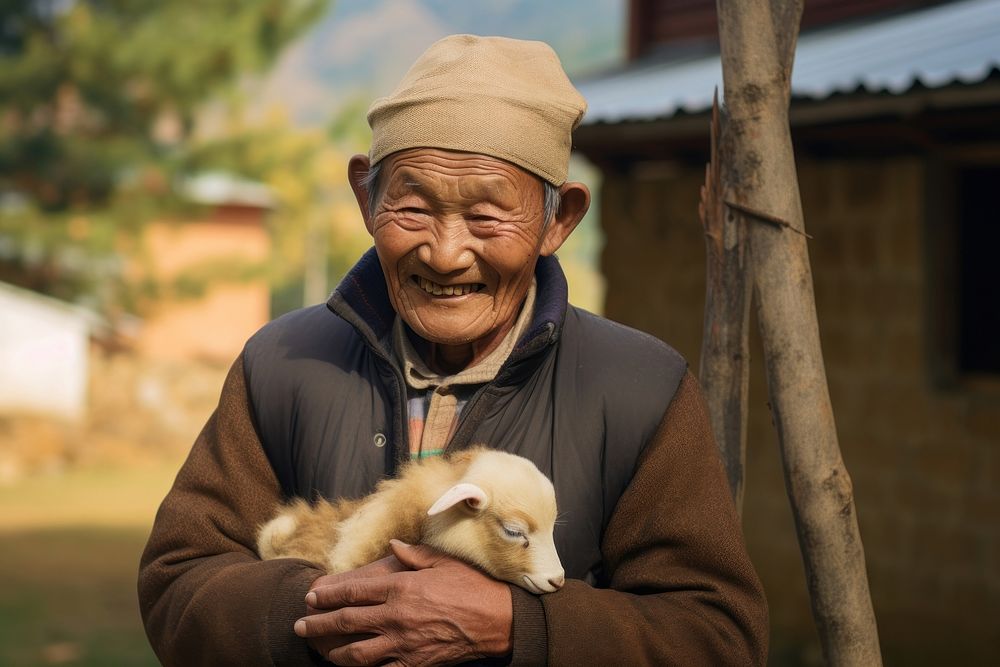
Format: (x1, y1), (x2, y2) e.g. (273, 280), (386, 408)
(427, 483), (489, 516)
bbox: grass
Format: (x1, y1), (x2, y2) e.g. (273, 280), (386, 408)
(0, 527), (159, 666)
(0, 461), (182, 666)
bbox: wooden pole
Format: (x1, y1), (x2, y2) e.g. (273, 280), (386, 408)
(698, 92), (752, 516)
(712, 0), (883, 663)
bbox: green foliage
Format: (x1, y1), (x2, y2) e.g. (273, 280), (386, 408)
(0, 0), (331, 314)
(327, 93), (373, 152)
(181, 113), (372, 315)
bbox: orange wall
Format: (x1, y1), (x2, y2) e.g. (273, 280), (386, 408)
(136, 205), (270, 363)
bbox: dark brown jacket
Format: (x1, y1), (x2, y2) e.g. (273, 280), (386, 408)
(138, 251), (768, 666)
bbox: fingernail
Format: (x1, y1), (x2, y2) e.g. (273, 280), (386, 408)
(390, 538), (410, 547)
(305, 591), (317, 606)
(294, 619), (307, 637)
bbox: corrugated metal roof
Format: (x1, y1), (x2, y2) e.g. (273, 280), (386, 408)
(577, 0), (1000, 125)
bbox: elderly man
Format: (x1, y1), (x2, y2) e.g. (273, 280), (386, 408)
(139, 35), (767, 666)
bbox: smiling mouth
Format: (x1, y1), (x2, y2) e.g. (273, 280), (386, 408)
(412, 276), (485, 297)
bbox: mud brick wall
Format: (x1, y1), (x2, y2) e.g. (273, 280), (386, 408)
(599, 156), (1000, 665)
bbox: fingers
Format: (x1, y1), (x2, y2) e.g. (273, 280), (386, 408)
(309, 555), (406, 592)
(327, 635), (397, 666)
(351, 553), (408, 578)
(389, 539), (449, 570)
(307, 633), (374, 657)
(307, 578), (391, 610)
(294, 606), (381, 638)
(303, 557), (513, 665)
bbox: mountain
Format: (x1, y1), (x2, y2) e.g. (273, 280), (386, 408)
(254, 0), (625, 126)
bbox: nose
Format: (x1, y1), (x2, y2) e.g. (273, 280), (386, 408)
(548, 574), (565, 589)
(417, 223), (475, 275)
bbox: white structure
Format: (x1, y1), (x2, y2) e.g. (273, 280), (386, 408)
(0, 282), (98, 420)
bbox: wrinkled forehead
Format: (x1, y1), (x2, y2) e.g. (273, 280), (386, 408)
(379, 148), (543, 204)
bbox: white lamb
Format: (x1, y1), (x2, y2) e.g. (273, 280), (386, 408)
(256, 447), (565, 594)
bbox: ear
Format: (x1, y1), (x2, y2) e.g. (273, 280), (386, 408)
(347, 154), (375, 235)
(427, 483), (489, 516)
(540, 180), (590, 257)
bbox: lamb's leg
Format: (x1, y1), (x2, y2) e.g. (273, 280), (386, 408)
(258, 499), (348, 567)
(257, 512), (299, 560)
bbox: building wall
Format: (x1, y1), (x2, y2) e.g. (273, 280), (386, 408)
(600, 156), (999, 664)
(628, 0), (941, 58)
(136, 205), (270, 363)
(0, 284), (90, 420)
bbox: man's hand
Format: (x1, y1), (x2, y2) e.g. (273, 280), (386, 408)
(295, 540), (513, 666)
(302, 553), (409, 661)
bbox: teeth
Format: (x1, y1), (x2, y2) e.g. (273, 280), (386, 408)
(416, 277), (481, 296)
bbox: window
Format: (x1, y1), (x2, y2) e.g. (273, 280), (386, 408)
(956, 165), (1000, 376)
(928, 159), (1000, 388)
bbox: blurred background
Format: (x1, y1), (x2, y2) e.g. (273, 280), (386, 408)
(0, 0), (997, 665)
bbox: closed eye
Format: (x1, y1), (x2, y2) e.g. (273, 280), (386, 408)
(502, 525), (525, 539)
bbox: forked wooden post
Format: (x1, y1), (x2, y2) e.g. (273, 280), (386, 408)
(698, 91), (752, 516)
(699, 1), (884, 663)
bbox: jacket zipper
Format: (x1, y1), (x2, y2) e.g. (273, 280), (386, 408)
(446, 322), (556, 453)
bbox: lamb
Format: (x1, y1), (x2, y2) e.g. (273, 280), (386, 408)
(256, 447), (565, 594)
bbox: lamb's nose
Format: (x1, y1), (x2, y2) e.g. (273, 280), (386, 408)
(548, 574), (565, 589)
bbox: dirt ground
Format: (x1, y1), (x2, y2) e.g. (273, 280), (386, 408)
(0, 349), (226, 665)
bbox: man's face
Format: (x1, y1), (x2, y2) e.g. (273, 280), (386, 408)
(365, 148), (548, 349)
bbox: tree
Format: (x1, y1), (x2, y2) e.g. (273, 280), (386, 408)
(181, 108), (370, 316)
(700, 1), (882, 663)
(0, 0), (331, 313)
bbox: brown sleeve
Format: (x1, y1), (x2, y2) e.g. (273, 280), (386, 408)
(515, 371), (769, 666)
(137, 355), (326, 666)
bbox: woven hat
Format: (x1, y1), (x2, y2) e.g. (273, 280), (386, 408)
(367, 34), (587, 186)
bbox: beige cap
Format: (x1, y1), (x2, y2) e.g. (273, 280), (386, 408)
(367, 34), (587, 186)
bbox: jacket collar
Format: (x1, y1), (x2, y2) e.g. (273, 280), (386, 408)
(327, 247), (568, 383)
